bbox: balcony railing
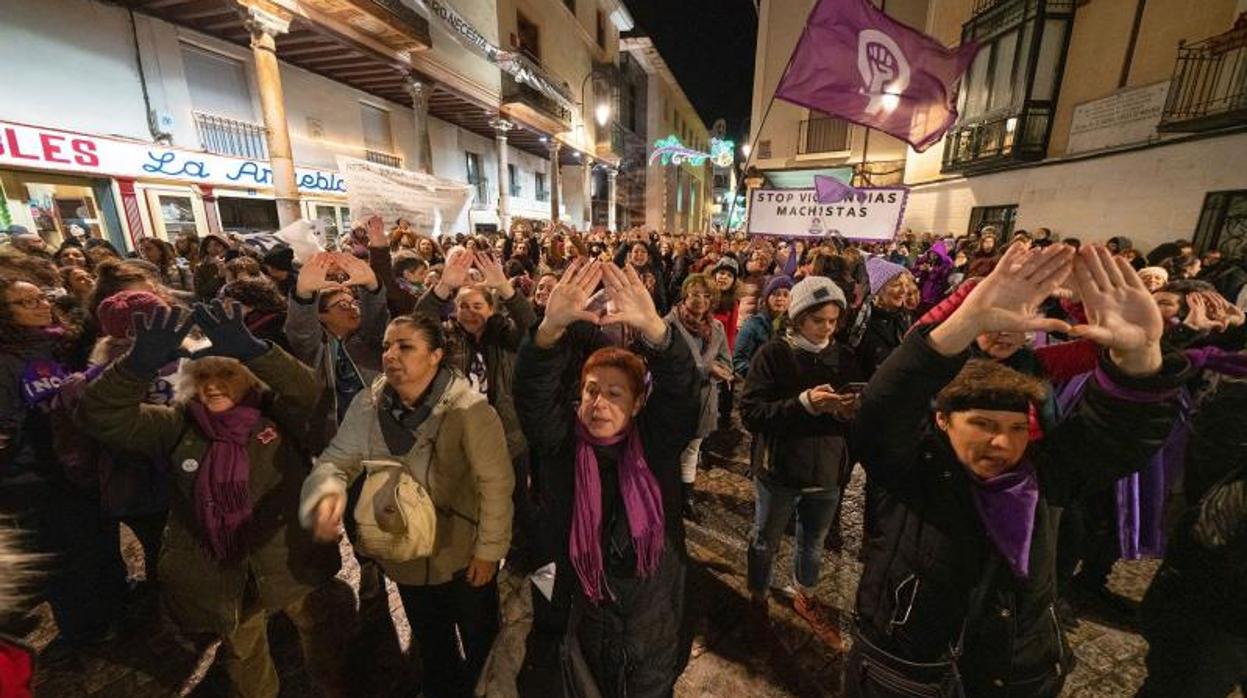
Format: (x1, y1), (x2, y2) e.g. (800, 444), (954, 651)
(502, 74), (572, 127)
(941, 106), (1051, 173)
(193, 111), (267, 160)
(1158, 21), (1247, 133)
(797, 117), (850, 155)
(365, 150), (403, 168)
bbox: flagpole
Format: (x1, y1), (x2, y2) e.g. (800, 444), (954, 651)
(726, 0), (820, 238)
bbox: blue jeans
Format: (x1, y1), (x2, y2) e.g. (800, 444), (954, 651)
(747, 477), (841, 593)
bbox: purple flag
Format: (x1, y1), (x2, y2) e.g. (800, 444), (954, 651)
(814, 175), (865, 204)
(776, 0), (980, 152)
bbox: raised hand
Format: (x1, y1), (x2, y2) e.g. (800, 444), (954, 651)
(295, 251), (335, 299)
(123, 305), (193, 376)
(190, 299), (267, 362)
(1069, 245), (1163, 375)
(928, 243), (1073, 356)
(335, 251), (379, 291)
(364, 214), (387, 248)
(474, 251), (514, 299)
(435, 246), (474, 297)
(600, 263), (667, 344)
(536, 259), (604, 347)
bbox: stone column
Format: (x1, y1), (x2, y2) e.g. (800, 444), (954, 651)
(548, 140), (561, 225)
(582, 162), (593, 229)
(407, 77), (434, 174)
(490, 118), (514, 234)
(244, 6), (299, 228)
(607, 168), (618, 232)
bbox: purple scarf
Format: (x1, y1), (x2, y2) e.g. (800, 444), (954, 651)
(969, 459), (1039, 578)
(187, 395), (261, 561)
(570, 420), (666, 604)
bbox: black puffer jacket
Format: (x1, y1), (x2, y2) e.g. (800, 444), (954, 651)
(740, 336), (864, 490)
(856, 305), (912, 377)
(851, 329), (1188, 698)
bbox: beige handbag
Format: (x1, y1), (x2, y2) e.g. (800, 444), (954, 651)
(352, 459), (437, 562)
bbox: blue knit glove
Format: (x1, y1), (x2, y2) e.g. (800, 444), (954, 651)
(189, 300), (268, 362)
(121, 306), (193, 377)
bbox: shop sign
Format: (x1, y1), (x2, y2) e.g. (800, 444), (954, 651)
(746, 187), (908, 241)
(0, 120), (346, 195)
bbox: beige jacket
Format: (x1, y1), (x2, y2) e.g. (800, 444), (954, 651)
(299, 372), (514, 586)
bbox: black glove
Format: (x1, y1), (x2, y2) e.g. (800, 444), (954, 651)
(122, 306), (193, 377)
(190, 300), (268, 362)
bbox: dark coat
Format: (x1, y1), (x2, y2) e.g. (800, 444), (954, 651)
(856, 306), (911, 378)
(77, 346), (341, 637)
(513, 323), (700, 696)
(851, 330), (1188, 697)
(415, 287), (537, 460)
(740, 337), (864, 490)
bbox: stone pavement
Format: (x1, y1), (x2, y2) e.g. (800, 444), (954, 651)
(20, 421), (1238, 697)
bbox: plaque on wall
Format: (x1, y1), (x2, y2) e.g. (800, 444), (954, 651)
(1067, 81), (1170, 154)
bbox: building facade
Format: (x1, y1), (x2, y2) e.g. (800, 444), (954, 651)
(0, 0), (640, 252)
(748, 0), (1247, 254)
(621, 35), (714, 235)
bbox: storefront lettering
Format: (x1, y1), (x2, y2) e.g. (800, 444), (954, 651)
(3, 120), (346, 196)
(143, 151), (210, 179)
(0, 126), (98, 166)
(298, 171), (347, 193)
(226, 161), (272, 186)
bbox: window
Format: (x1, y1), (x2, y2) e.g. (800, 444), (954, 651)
(535, 172), (549, 201)
(360, 104), (393, 152)
(967, 205), (1018, 237)
(944, 3), (1073, 173)
(182, 44), (252, 120)
(596, 10), (606, 48)
(465, 152), (488, 204)
(157, 195), (198, 239)
(508, 164), (521, 197)
(1193, 190), (1247, 258)
(517, 13), (540, 62)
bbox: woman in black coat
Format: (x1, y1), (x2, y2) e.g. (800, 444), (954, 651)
(849, 243), (1188, 698)
(514, 259), (699, 698)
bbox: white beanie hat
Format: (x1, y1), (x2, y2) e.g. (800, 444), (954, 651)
(787, 276), (846, 320)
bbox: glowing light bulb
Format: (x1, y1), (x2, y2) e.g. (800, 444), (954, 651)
(595, 103), (611, 127)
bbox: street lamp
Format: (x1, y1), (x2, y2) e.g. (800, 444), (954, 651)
(580, 71), (612, 131)
(741, 143), (752, 158)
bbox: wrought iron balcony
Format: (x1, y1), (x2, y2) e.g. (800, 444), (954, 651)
(941, 106), (1051, 173)
(502, 74), (572, 129)
(797, 117), (850, 155)
(365, 150), (403, 168)
(1158, 20), (1247, 133)
(193, 112), (267, 160)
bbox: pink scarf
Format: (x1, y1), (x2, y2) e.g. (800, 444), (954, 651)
(570, 420), (666, 604)
(187, 395), (261, 561)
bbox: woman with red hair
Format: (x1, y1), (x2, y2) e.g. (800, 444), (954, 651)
(514, 259), (700, 697)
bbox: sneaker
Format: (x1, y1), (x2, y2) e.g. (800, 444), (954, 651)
(793, 591), (846, 652)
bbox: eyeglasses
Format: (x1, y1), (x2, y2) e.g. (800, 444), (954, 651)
(7, 295), (51, 310)
(328, 299), (360, 311)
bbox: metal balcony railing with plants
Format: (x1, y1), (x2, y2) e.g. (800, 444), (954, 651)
(365, 150), (403, 168)
(1159, 19), (1247, 133)
(502, 74), (572, 127)
(797, 117), (850, 155)
(941, 106), (1052, 173)
(193, 111), (267, 160)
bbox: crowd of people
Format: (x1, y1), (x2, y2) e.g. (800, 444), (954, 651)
(1, 217), (1245, 698)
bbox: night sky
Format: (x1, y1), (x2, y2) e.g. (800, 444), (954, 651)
(624, 0), (758, 144)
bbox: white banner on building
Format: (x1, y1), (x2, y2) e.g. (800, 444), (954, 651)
(746, 187), (908, 241)
(336, 156), (473, 237)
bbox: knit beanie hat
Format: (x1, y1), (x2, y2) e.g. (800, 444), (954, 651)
(761, 275), (793, 302)
(711, 256), (740, 279)
(787, 276), (846, 320)
(866, 256), (908, 296)
(96, 290), (168, 339)
(262, 246), (295, 273)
